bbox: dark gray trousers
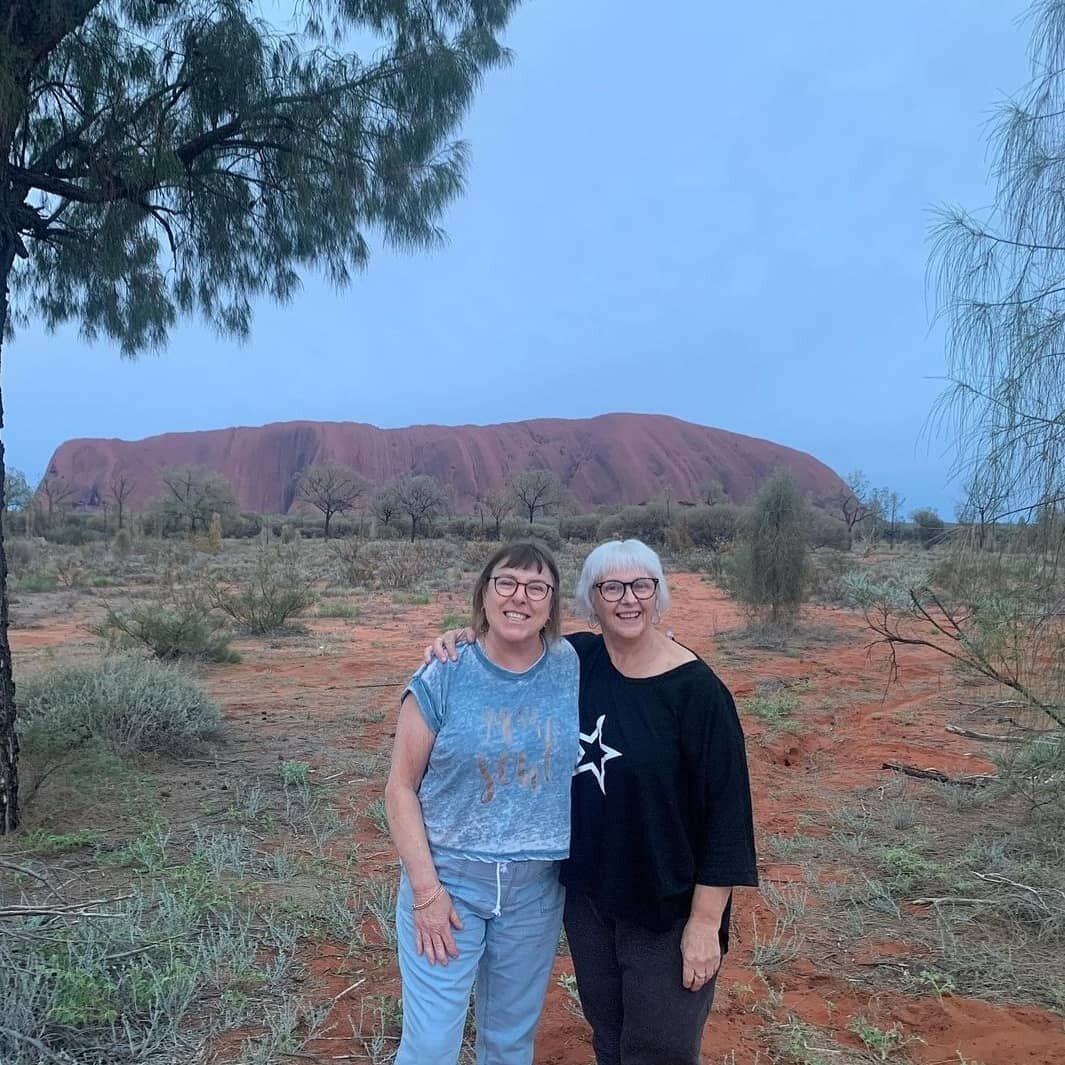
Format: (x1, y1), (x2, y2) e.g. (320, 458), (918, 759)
(563, 889), (717, 1065)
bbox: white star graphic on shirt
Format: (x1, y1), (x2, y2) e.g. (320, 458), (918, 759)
(576, 714), (622, 795)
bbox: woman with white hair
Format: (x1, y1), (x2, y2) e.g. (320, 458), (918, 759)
(560, 538), (756, 1065)
(428, 538), (757, 1065)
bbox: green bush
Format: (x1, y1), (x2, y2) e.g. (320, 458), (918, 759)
(558, 513), (600, 542)
(43, 518), (105, 546)
(499, 519), (562, 550)
(18, 655), (223, 756)
(596, 504), (671, 546)
(912, 507), (947, 549)
(805, 548), (859, 604)
(5, 537), (35, 572)
(808, 509), (849, 550)
(676, 504), (742, 550)
(444, 515), (485, 540)
(12, 566), (57, 593)
(111, 527), (133, 558)
(92, 595), (239, 663)
(729, 472), (808, 622)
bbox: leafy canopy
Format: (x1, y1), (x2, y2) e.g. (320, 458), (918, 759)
(5, 0), (519, 351)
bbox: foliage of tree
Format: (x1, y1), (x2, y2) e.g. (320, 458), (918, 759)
(296, 462), (368, 538)
(3, 468), (32, 535)
(911, 506), (946, 549)
(733, 472), (808, 623)
(0, 0), (522, 834)
(930, 0), (1065, 521)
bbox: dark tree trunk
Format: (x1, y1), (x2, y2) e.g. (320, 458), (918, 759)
(0, 238), (20, 832)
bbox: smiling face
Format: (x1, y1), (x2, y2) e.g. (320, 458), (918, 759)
(482, 563), (555, 649)
(593, 567), (659, 644)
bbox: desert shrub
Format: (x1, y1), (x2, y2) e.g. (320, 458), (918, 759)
(11, 565), (58, 592)
(92, 593), (239, 663)
(228, 511), (264, 538)
(206, 546), (317, 634)
(807, 509), (849, 550)
(111, 527), (133, 558)
(444, 515), (485, 540)
(912, 507), (947, 548)
(596, 504), (671, 546)
(17, 655), (222, 756)
(366, 541), (435, 590)
(559, 513), (600, 542)
(330, 537), (370, 586)
(676, 504), (742, 550)
(279, 522), (301, 544)
(805, 548), (859, 604)
(53, 556), (83, 588)
(43, 517), (107, 546)
(5, 538), (35, 572)
(499, 519), (562, 550)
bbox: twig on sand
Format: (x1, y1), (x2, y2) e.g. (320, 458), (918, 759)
(945, 723), (1059, 744)
(881, 761), (994, 787)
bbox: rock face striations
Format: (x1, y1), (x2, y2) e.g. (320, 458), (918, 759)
(45, 412), (845, 513)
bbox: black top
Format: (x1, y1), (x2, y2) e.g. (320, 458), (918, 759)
(560, 632), (758, 944)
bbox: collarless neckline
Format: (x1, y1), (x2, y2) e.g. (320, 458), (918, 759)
(472, 636), (548, 678)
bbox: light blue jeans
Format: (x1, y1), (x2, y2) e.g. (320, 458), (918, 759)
(394, 854), (564, 1065)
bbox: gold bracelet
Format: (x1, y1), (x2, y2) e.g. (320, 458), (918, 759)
(411, 884), (444, 911)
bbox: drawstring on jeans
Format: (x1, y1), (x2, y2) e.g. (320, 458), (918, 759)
(492, 861), (507, 916)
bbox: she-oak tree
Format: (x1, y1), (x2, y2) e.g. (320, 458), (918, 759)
(0, 0), (521, 831)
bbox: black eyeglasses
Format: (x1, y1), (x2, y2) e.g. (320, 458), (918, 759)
(594, 578), (659, 602)
(491, 575), (554, 601)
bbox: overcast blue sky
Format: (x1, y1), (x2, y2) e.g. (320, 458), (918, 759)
(5, 0), (1034, 514)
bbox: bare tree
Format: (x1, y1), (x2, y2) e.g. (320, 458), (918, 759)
(836, 469), (869, 551)
(109, 474), (137, 532)
(296, 462), (368, 538)
(478, 486), (515, 540)
(956, 469), (1007, 551)
(510, 469), (560, 524)
(697, 478), (726, 507)
(559, 439), (596, 488)
(159, 466), (236, 537)
(37, 472), (76, 527)
(371, 481), (402, 532)
(394, 475), (447, 541)
(883, 489), (905, 549)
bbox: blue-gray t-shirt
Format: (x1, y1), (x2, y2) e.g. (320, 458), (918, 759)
(404, 639), (580, 862)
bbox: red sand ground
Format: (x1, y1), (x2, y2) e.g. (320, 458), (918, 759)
(12, 572), (1065, 1063)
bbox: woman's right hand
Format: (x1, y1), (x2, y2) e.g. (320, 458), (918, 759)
(413, 886), (464, 964)
(423, 627), (477, 665)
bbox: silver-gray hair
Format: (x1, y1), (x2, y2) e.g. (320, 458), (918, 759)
(574, 538), (671, 622)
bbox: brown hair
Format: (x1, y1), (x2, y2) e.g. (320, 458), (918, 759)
(471, 541), (562, 643)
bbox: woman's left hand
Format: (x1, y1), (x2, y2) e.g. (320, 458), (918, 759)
(680, 915), (721, 992)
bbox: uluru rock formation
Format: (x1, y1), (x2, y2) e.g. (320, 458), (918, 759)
(45, 413), (845, 514)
